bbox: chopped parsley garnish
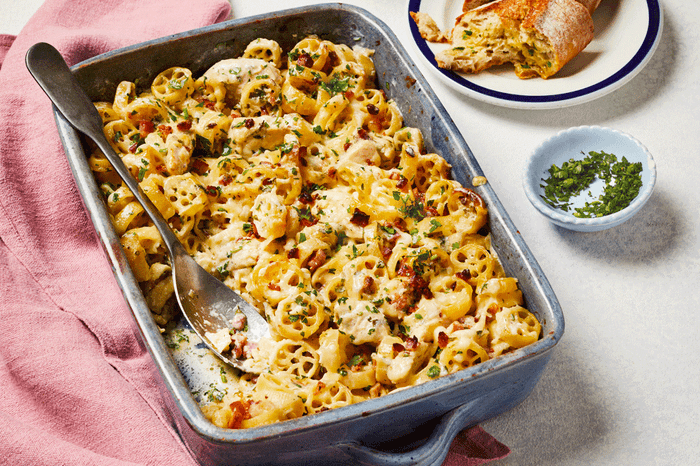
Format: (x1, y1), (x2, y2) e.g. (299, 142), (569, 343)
(539, 150), (644, 218)
(319, 75), (352, 96)
(427, 365), (440, 378)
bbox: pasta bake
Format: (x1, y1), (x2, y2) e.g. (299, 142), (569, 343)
(88, 36), (541, 429)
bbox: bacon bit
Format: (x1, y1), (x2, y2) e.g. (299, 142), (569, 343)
(306, 249), (327, 273)
(299, 191), (313, 204)
(231, 313), (247, 331)
(397, 261), (432, 299)
(367, 116), (384, 134)
(230, 333), (247, 359)
(343, 141), (352, 151)
(155, 164), (167, 173)
(287, 248), (300, 259)
(177, 120), (192, 131)
(297, 207), (317, 228)
(361, 276), (375, 295)
(250, 222), (261, 239)
(313, 381), (326, 396)
(357, 128), (370, 140)
(396, 176), (408, 191)
(268, 283), (281, 291)
(328, 167), (337, 178)
(404, 336), (419, 350)
(220, 174), (233, 186)
(262, 178), (274, 186)
(350, 208), (370, 227)
(381, 246), (393, 261)
(190, 158), (209, 175)
(457, 188), (485, 208)
(343, 90), (354, 101)
(244, 118), (255, 129)
(297, 52), (314, 68)
(158, 124), (173, 137)
(369, 383), (383, 399)
(405, 76), (417, 88)
(390, 293), (410, 314)
(485, 304), (498, 323)
(300, 217), (317, 228)
(320, 51), (339, 74)
(437, 331), (449, 349)
(396, 261), (412, 278)
(128, 142), (139, 153)
(366, 104), (379, 115)
(228, 400), (251, 429)
(205, 186), (218, 197)
(425, 204), (439, 217)
(455, 270), (471, 283)
(392, 343), (406, 354)
(138, 120), (154, 139)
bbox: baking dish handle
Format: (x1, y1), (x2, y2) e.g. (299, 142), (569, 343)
(336, 401), (480, 466)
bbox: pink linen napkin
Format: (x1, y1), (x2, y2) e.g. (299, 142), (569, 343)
(0, 1), (509, 464)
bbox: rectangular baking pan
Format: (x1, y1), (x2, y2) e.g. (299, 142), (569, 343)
(53, 4), (564, 465)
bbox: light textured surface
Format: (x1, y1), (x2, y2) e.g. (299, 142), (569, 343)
(3, 0), (698, 464)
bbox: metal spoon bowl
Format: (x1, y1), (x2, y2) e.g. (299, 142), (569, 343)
(26, 42), (270, 373)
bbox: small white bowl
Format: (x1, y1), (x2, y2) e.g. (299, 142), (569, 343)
(523, 126), (657, 232)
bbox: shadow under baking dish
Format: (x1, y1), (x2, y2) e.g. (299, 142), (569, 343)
(53, 3), (564, 465)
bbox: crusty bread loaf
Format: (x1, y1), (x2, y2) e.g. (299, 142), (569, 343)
(463, 0), (600, 13)
(432, 0), (594, 79)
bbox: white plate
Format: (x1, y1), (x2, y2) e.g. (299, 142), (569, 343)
(407, 0), (663, 109)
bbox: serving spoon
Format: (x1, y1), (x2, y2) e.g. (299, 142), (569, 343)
(26, 42), (270, 373)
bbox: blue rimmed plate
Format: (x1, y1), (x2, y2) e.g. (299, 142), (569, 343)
(407, 0), (663, 109)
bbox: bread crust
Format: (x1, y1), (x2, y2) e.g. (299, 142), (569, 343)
(462, 0), (600, 13)
(434, 0), (594, 79)
(521, 0), (594, 77)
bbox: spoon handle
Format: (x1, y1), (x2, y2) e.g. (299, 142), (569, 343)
(25, 42), (183, 257)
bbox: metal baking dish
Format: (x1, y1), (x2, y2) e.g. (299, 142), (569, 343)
(54, 4), (564, 465)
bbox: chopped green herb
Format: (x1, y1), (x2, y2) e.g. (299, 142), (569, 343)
(427, 365), (440, 378)
(539, 150), (643, 218)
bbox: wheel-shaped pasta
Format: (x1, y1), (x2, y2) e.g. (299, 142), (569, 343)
(249, 256), (310, 306)
(303, 373), (357, 415)
(163, 173), (209, 218)
(450, 243), (498, 288)
(151, 67), (194, 106)
(271, 291), (327, 340)
(103, 119), (138, 154)
(288, 37), (332, 72)
(243, 38), (283, 68)
(239, 78), (282, 117)
(94, 101), (120, 123)
(269, 339), (321, 379)
(438, 331), (489, 374)
(489, 306), (541, 349)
